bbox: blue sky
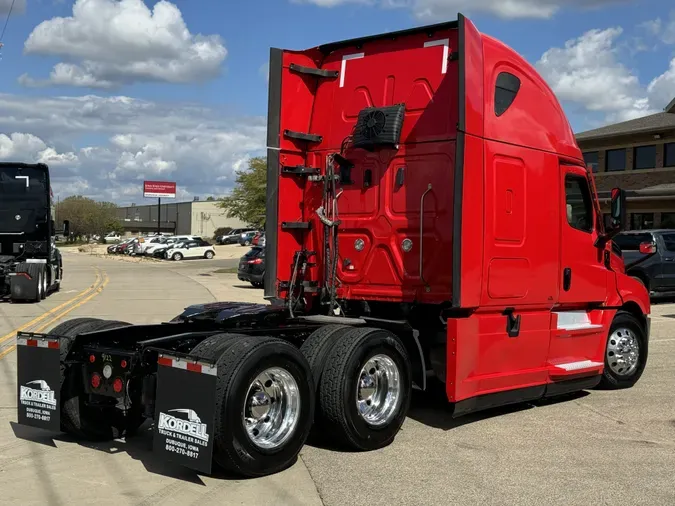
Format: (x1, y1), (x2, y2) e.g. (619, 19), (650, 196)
(0, 0), (674, 202)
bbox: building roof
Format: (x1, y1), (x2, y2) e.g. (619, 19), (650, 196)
(576, 110), (675, 141)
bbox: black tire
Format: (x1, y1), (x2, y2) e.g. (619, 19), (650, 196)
(56, 319), (140, 440)
(598, 311), (648, 389)
(318, 327), (412, 451)
(195, 335), (315, 477)
(15, 263), (43, 302)
(190, 332), (249, 361)
(299, 325), (351, 394)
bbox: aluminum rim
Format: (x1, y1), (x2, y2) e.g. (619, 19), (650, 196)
(243, 367), (301, 450)
(606, 327), (640, 377)
(42, 269), (48, 295)
(355, 354), (401, 426)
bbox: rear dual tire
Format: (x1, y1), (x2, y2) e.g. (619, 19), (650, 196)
(190, 333), (315, 477)
(14, 263), (48, 302)
(300, 326), (412, 451)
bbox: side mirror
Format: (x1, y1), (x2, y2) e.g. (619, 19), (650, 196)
(639, 241), (657, 255)
(609, 188), (626, 231)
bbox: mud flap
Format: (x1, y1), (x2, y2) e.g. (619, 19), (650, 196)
(16, 334), (61, 432)
(153, 353), (218, 475)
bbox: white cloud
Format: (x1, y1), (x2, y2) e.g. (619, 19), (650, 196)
(0, 133), (79, 167)
(536, 27), (669, 125)
(640, 12), (675, 45)
(0, 93), (266, 203)
(21, 0), (227, 89)
(647, 59), (675, 109)
(297, 0), (624, 19)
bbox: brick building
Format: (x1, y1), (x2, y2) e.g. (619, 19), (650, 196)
(576, 97), (675, 230)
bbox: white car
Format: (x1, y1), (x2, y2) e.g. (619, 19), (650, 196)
(145, 235), (198, 256)
(137, 235), (167, 254)
(104, 232), (121, 243)
(165, 239), (216, 261)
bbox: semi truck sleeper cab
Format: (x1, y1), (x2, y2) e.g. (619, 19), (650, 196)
(14, 14), (650, 478)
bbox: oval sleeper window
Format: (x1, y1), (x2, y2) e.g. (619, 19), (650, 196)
(495, 72), (521, 116)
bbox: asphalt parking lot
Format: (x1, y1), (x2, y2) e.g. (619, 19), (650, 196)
(0, 251), (673, 505)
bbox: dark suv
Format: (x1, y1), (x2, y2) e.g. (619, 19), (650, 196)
(613, 229), (675, 298)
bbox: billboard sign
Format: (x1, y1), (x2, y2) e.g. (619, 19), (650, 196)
(144, 181), (176, 199)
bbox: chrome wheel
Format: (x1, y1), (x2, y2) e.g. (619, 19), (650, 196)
(607, 327), (640, 376)
(355, 354), (401, 426)
(243, 367), (301, 450)
(42, 269), (48, 295)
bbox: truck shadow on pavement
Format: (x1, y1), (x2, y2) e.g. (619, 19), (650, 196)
(307, 385), (591, 452)
(9, 421), (251, 485)
(405, 382), (590, 431)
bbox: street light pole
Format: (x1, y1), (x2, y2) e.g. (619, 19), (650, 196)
(157, 197), (161, 236)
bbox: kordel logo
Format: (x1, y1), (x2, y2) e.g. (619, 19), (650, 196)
(158, 409), (209, 443)
(20, 380), (56, 407)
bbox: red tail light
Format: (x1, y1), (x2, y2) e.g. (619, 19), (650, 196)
(120, 359), (127, 369)
(113, 378), (123, 393)
(91, 373), (101, 389)
(89, 354), (96, 363)
(247, 258), (263, 264)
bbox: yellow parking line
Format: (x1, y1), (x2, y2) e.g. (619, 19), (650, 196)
(0, 268), (102, 346)
(0, 271), (109, 361)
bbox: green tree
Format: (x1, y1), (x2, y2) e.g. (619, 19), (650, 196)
(56, 196), (123, 241)
(218, 157), (266, 227)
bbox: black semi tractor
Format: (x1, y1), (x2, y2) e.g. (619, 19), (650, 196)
(0, 162), (69, 302)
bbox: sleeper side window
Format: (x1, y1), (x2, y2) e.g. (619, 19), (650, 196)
(494, 72), (521, 116)
(565, 175), (593, 233)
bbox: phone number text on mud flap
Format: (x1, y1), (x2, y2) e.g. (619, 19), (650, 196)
(165, 439), (200, 459)
(25, 407), (52, 421)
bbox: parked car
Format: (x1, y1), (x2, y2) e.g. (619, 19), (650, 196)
(239, 230), (257, 246)
(108, 237), (133, 254)
(238, 246), (265, 288)
(138, 235), (167, 255)
(146, 235), (198, 257)
(104, 232), (121, 243)
(613, 229), (675, 298)
(258, 233), (266, 248)
(165, 239), (216, 261)
(217, 228), (256, 245)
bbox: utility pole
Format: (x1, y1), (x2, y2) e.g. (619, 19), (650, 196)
(157, 197), (161, 236)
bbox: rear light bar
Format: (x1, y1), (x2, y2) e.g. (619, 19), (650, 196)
(247, 258), (263, 264)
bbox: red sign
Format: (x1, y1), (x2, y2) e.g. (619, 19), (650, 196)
(143, 181), (176, 199)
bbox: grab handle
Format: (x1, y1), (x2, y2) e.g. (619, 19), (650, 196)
(419, 183), (433, 290)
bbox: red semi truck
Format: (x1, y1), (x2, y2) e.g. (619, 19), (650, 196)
(15, 14), (649, 478)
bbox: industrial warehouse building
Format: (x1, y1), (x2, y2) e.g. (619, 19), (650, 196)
(577, 97), (675, 230)
(115, 199), (249, 238)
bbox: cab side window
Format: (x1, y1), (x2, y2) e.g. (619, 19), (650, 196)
(565, 175), (593, 233)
